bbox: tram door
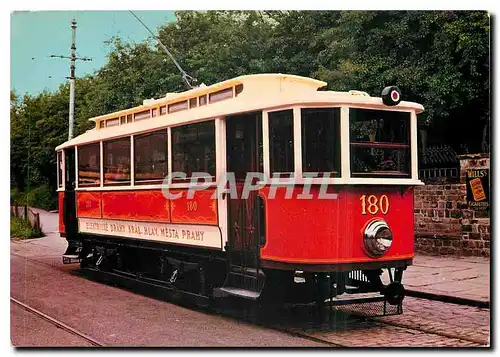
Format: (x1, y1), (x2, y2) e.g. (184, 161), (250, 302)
(226, 112), (263, 273)
(63, 148), (77, 239)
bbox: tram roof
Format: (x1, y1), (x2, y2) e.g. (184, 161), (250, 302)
(56, 73), (424, 151)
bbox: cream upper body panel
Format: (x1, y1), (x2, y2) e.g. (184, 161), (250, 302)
(55, 73), (424, 151)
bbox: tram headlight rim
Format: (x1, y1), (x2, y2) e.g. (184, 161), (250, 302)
(363, 219), (393, 257)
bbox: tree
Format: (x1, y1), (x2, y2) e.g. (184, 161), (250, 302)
(10, 10), (490, 197)
(314, 11), (490, 152)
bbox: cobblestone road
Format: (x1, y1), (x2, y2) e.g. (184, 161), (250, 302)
(11, 237), (490, 347)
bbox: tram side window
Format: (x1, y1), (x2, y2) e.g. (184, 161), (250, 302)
(134, 130), (168, 184)
(349, 108), (410, 178)
(57, 151), (63, 188)
(172, 121), (215, 181)
(301, 108), (341, 177)
(269, 110), (294, 176)
(104, 138), (131, 186)
(78, 143), (100, 187)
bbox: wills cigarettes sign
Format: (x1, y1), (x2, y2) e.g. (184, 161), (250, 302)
(466, 169), (489, 210)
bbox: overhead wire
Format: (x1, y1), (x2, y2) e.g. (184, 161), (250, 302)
(128, 10), (197, 89)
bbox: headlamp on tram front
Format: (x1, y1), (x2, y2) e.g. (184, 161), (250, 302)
(363, 219), (393, 257)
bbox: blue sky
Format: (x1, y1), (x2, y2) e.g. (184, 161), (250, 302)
(11, 11), (176, 95)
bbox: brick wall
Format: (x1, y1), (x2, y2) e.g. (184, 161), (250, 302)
(414, 153), (490, 257)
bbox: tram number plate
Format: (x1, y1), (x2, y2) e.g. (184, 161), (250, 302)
(360, 194), (390, 215)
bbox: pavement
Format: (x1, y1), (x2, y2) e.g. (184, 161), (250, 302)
(402, 255), (490, 305)
(17, 208), (491, 305)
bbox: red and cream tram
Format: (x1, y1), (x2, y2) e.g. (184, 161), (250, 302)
(56, 73), (423, 311)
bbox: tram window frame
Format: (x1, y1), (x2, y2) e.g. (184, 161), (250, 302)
(103, 137), (131, 186)
(171, 120), (216, 182)
(301, 108), (341, 178)
(134, 130), (168, 185)
(269, 109), (295, 177)
(349, 108), (411, 178)
(77, 143), (101, 187)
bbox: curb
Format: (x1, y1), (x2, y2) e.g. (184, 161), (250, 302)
(406, 289), (490, 309)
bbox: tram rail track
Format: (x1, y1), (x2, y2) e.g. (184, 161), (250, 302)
(10, 297), (105, 347)
(370, 316), (489, 345)
(11, 252), (490, 347)
(212, 301), (487, 347)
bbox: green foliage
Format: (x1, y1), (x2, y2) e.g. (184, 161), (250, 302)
(10, 216), (44, 239)
(11, 185), (56, 211)
(314, 11), (489, 150)
(10, 11), (490, 193)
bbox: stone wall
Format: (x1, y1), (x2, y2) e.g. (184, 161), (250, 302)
(414, 153), (490, 257)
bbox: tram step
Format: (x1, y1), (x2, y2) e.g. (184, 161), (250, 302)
(229, 266), (265, 278)
(62, 254), (81, 264)
(213, 287), (261, 300)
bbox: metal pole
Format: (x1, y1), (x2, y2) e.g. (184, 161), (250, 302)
(68, 19), (76, 140)
(49, 19), (91, 141)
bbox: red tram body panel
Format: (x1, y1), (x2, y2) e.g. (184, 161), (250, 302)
(74, 189), (218, 225)
(259, 186), (414, 266)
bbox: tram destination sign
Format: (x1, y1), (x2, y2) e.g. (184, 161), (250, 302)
(466, 168), (489, 210)
(78, 218), (223, 249)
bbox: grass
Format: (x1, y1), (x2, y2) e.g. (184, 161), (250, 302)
(10, 216), (44, 239)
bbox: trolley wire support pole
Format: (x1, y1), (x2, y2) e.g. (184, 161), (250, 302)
(69, 19), (76, 141)
(49, 19), (92, 140)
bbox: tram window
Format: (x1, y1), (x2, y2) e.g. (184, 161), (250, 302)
(172, 121), (215, 180)
(349, 108), (410, 178)
(134, 130), (168, 184)
(168, 101), (188, 114)
(235, 84), (244, 96)
(152, 108), (157, 118)
(106, 118), (119, 127)
(199, 95), (207, 106)
(269, 110), (294, 176)
(135, 110), (151, 121)
(103, 138), (131, 186)
(99, 121), (105, 129)
(57, 151), (63, 188)
(227, 112), (263, 180)
(127, 114), (133, 123)
(78, 143), (100, 187)
(159, 106), (167, 115)
(209, 87), (233, 103)
(301, 108), (340, 177)
(189, 98), (197, 109)
(120, 116), (126, 125)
